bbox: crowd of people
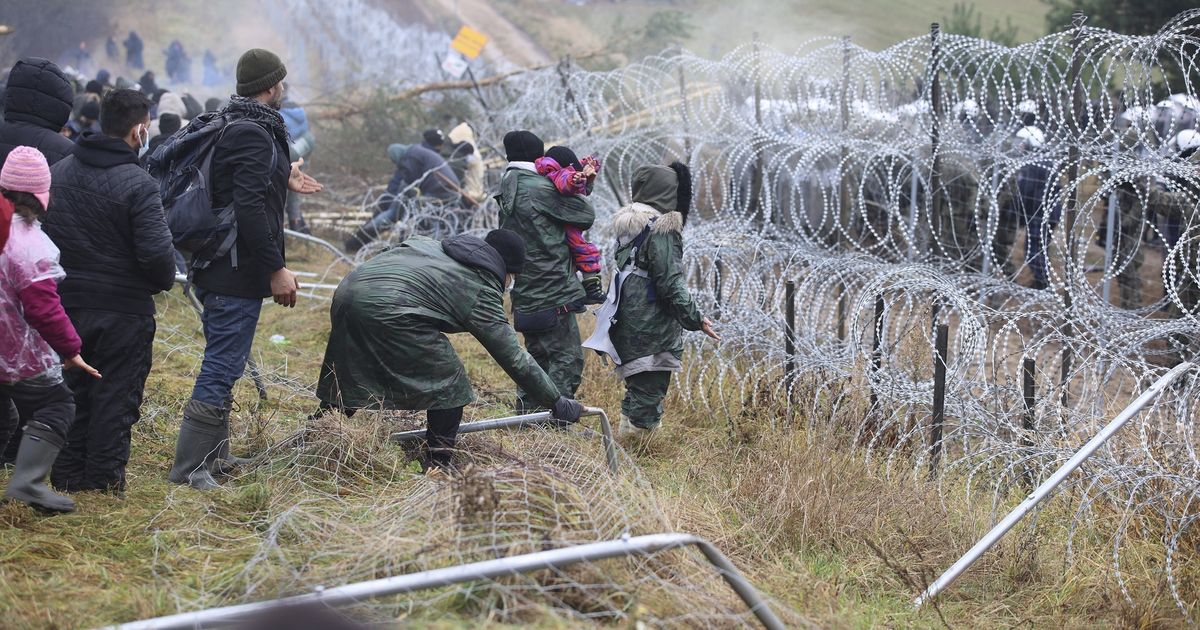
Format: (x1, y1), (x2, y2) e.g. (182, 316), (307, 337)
(0, 44), (718, 514)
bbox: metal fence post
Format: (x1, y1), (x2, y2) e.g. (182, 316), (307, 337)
(929, 322), (949, 474)
(1060, 10), (1088, 409)
(784, 280), (796, 402)
(869, 293), (885, 410)
(1022, 357), (1036, 486)
(928, 23), (944, 262)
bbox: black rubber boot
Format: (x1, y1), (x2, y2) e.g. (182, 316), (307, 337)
(211, 420), (255, 477)
(4, 423), (75, 513)
(167, 399), (224, 490)
(344, 228), (373, 254)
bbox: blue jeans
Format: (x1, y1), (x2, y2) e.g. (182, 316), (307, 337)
(191, 289), (263, 407)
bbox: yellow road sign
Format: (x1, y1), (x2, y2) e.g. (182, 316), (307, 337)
(450, 26), (488, 60)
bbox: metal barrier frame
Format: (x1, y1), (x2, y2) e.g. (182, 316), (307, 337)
(914, 361), (1195, 608)
(390, 407), (619, 473)
(100, 533), (785, 630)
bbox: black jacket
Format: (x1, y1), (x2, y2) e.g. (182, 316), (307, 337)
(42, 133), (176, 315)
(0, 58), (75, 166)
(191, 118), (290, 299)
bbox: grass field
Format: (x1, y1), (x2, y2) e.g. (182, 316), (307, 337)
(0, 235), (1191, 628)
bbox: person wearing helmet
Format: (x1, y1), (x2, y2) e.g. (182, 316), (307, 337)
(991, 126), (1062, 290)
(1016, 99), (1038, 128)
(1150, 130), (1200, 325)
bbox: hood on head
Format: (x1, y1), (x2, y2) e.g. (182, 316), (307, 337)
(442, 233), (506, 287)
(448, 122), (476, 146)
(631, 165), (678, 214)
(388, 143), (411, 166)
(4, 57), (73, 131)
(157, 92), (188, 119)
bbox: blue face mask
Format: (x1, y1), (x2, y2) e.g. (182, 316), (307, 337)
(137, 125), (150, 159)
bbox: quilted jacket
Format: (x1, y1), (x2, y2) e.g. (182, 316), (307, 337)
(42, 133), (176, 315)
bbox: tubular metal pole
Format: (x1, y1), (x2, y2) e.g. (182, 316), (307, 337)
(869, 293), (885, 410)
(784, 280), (796, 402)
(391, 407), (618, 474)
(101, 533), (786, 630)
(928, 323), (949, 474)
(1060, 11), (1088, 409)
(914, 361), (1194, 609)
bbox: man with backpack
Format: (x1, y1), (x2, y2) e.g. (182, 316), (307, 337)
(41, 89), (176, 493)
(164, 48), (321, 490)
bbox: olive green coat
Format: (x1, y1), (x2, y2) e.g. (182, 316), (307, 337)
(610, 203), (703, 365)
(316, 235), (560, 411)
(496, 166), (595, 313)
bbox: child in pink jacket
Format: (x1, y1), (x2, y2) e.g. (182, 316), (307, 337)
(0, 146), (100, 513)
(535, 145), (605, 304)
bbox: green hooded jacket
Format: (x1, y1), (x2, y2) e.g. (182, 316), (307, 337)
(316, 235), (560, 411)
(610, 165), (703, 366)
(496, 166), (595, 313)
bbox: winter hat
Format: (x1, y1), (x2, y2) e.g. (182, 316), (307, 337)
(85, 79), (104, 96)
(0, 146), (52, 211)
(485, 228), (526, 275)
(387, 143), (412, 166)
(96, 69), (111, 86)
(204, 97), (223, 112)
(422, 129), (445, 147)
(159, 112), (182, 137)
(79, 100), (101, 121)
(236, 48), (287, 97)
(545, 146), (582, 170)
(503, 130), (544, 163)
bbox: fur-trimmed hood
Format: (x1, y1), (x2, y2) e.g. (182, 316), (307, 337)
(613, 202), (684, 242)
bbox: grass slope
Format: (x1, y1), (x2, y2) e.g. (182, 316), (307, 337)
(0, 239), (1190, 628)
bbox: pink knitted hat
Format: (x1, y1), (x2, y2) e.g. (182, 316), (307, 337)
(0, 146), (51, 211)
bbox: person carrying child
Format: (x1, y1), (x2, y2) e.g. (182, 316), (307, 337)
(0, 146), (100, 513)
(535, 146), (606, 304)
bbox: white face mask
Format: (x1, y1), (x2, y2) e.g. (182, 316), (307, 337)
(505, 276), (516, 293)
(137, 125), (150, 158)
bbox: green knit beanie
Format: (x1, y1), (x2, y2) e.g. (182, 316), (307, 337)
(236, 48), (287, 97)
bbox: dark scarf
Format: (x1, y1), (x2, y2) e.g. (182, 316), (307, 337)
(223, 95), (290, 147)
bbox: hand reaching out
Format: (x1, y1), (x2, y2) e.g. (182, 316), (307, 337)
(701, 317), (721, 341)
(289, 159), (324, 194)
(64, 354), (101, 379)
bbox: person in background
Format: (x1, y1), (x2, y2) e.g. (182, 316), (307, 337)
(138, 71), (158, 98)
(315, 230), (584, 470)
(41, 90), (176, 493)
(0, 146), (101, 513)
(535, 145), (606, 304)
(344, 142), (460, 252)
(203, 50), (222, 87)
(0, 58), (76, 166)
(149, 91), (189, 139)
(123, 31), (144, 70)
(281, 88), (315, 232)
(145, 112), (181, 159)
(992, 126), (1062, 291)
(421, 128), (445, 154)
(204, 97), (223, 113)
(584, 162), (719, 442)
(64, 101), (101, 142)
(105, 37), (119, 62)
(168, 49), (322, 490)
(447, 122), (485, 206)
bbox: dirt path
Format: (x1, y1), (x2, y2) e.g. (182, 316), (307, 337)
(425, 0), (554, 67)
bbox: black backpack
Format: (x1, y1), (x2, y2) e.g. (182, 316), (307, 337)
(146, 111), (276, 271)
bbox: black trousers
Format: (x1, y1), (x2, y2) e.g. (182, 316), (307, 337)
(51, 309), (156, 493)
(0, 377), (75, 451)
(425, 406), (463, 468)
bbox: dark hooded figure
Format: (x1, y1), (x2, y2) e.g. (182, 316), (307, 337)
(138, 71), (158, 97)
(0, 58), (76, 166)
(123, 31), (144, 70)
(584, 163), (719, 442)
(106, 37), (119, 61)
(316, 230), (584, 469)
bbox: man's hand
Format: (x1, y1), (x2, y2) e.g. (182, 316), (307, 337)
(288, 159), (324, 194)
(701, 317), (721, 341)
(551, 396), (584, 424)
(64, 354), (101, 379)
(271, 267), (300, 308)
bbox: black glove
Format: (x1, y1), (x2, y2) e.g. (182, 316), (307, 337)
(551, 396), (584, 424)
